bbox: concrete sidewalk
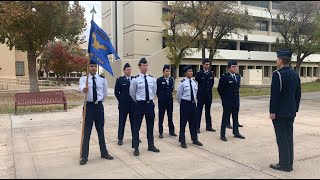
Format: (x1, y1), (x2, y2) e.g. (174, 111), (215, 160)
(1, 92), (320, 179)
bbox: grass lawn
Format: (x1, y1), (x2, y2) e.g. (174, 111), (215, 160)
(1, 81), (319, 114)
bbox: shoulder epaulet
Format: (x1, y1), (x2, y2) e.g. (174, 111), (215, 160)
(99, 75), (105, 78)
(148, 75), (153, 77)
(131, 76), (135, 79)
(135, 75), (139, 78)
(181, 79), (185, 82)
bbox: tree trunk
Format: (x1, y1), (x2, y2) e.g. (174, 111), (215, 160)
(171, 65), (177, 80)
(27, 51), (40, 92)
(295, 56), (303, 76)
(65, 71), (68, 85)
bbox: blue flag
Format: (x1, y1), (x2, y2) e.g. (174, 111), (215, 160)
(88, 20), (120, 76)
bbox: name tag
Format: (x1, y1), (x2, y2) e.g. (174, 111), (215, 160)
(138, 82), (143, 84)
(122, 83), (127, 86)
(210, 77), (213, 79)
(162, 82), (166, 84)
(229, 81), (233, 83)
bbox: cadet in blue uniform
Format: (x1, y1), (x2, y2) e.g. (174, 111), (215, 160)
(130, 58), (160, 156)
(195, 59), (216, 133)
(157, 64), (177, 138)
(217, 60), (245, 142)
(177, 65), (203, 148)
(114, 63), (135, 145)
(79, 60), (113, 165)
(269, 48), (301, 172)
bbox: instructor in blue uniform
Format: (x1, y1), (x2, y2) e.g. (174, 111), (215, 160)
(269, 48), (301, 172)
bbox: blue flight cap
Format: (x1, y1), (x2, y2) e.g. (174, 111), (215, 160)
(183, 65), (193, 73)
(228, 60), (237, 68)
(123, 63), (131, 70)
(163, 64), (171, 71)
(90, 60), (97, 65)
(138, 58), (148, 65)
(277, 48), (293, 59)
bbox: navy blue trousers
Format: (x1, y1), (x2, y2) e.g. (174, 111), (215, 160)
(272, 117), (294, 168)
(81, 102), (108, 160)
(132, 101), (155, 149)
(179, 99), (198, 144)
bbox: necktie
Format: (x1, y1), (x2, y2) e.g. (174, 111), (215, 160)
(233, 74), (237, 83)
(144, 75), (150, 101)
(92, 76), (97, 102)
(189, 80), (195, 102)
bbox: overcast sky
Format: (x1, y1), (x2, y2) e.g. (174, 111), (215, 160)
(78, 1), (102, 40)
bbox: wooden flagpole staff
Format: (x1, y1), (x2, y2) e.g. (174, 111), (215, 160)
(80, 6), (97, 159)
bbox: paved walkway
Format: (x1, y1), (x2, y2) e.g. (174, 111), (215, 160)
(1, 92), (320, 179)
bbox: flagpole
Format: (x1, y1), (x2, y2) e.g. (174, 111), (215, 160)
(80, 6), (97, 160)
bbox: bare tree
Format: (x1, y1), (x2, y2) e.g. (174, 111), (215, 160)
(162, 1), (215, 78)
(268, 1), (320, 74)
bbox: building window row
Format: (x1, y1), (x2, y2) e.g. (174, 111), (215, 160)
(177, 64), (319, 78)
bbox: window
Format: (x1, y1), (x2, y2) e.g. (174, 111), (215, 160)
(220, 65), (228, 77)
(16, 61), (25, 76)
(256, 66), (262, 69)
(241, 1), (268, 8)
(248, 66), (254, 69)
(271, 44), (278, 52)
(211, 65), (218, 77)
(218, 41), (237, 50)
(307, 67), (312, 77)
(238, 66), (245, 77)
(255, 20), (269, 31)
(272, 1), (282, 10)
(300, 67), (305, 77)
(162, 37), (167, 49)
(272, 66), (277, 72)
(264, 66), (270, 77)
(178, 65), (197, 77)
(272, 24), (279, 32)
(240, 42), (269, 52)
(314, 67), (319, 77)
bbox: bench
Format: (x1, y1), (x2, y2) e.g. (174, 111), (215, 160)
(15, 91), (67, 114)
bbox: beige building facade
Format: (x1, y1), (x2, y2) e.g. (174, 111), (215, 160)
(101, 1), (320, 88)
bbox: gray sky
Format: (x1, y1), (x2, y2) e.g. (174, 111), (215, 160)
(78, 1), (102, 40)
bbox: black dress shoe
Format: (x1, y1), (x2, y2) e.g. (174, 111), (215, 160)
(238, 124), (243, 127)
(206, 127), (216, 132)
(227, 125), (233, 129)
(159, 134), (163, 138)
(220, 137), (227, 141)
(80, 159), (87, 165)
(270, 164), (293, 172)
(101, 153), (114, 160)
(169, 133), (177, 137)
(118, 140), (123, 145)
(148, 146), (160, 153)
(197, 129), (200, 134)
(234, 134), (245, 139)
(181, 143), (187, 148)
(192, 140), (203, 146)
(134, 148), (140, 156)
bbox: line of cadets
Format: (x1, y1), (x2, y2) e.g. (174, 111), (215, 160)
(79, 48), (301, 173)
(114, 58), (245, 157)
